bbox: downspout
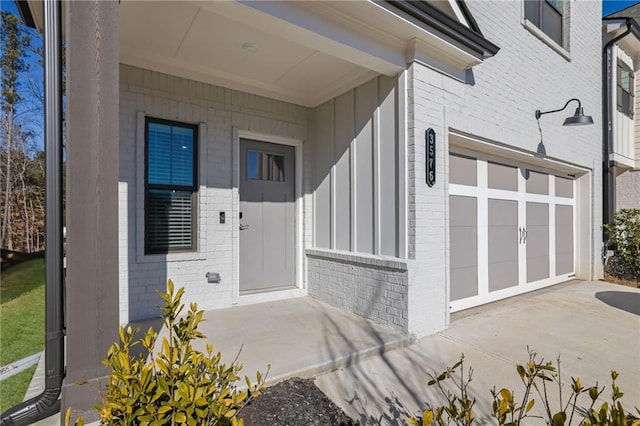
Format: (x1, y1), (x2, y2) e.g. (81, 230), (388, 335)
(0, 0), (65, 424)
(602, 20), (633, 243)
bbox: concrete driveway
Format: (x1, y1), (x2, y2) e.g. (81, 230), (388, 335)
(315, 280), (640, 424)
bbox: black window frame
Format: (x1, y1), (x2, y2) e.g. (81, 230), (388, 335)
(144, 117), (198, 254)
(524, 0), (564, 47)
(617, 59), (634, 118)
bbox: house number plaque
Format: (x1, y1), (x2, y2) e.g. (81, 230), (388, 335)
(426, 128), (436, 187)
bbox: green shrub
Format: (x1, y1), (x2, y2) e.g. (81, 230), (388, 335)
(67, 280), (268, 426)
(409, 350), (639, 426)
(605, 209), (640, 279)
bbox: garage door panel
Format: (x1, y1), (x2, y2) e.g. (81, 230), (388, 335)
(526, 170), (549, 195)
(489, 227), (518, 260)
(450, 195), (478, 302)
(555, 176), (573, 198)
(450, 228), (478, 269)
(527, 202), (550, 283)
(450, 196), (477, 226)
(489, 198), (519, 225)
(555, 205), (574, 275)
(556, 253), (573, 275)
(489, 260), (519, 291)
(450, 154), (477, 186)
(488, 162), (518, 191)
(451, 267), (478, 301)
(488, 199), (519, 292)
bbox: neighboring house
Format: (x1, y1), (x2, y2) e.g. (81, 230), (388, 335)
(17, 0), (603, 417)
(603, 5), (640, 221)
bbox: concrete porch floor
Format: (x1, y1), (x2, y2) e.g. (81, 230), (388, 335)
(147, 296), (414, 386)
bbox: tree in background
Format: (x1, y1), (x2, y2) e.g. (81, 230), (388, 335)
(1, 11), (45, 253)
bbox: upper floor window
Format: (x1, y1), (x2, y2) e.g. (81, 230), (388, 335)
(617, 59), (634, 118)
(524, 0), (563, 46)
(145, 117), (198, 254)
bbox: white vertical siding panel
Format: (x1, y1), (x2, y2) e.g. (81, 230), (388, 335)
(312, 101), (334, 249)
(334, 91), (354, 251)
(355, 79), (377, 254)
(379, 75), (399, 257)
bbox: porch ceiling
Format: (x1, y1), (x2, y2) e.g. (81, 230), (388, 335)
(119, 1), (385, 107)
(22, 0), (495, 107)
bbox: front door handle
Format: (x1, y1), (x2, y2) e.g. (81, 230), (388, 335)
(239, 224), (250, 231)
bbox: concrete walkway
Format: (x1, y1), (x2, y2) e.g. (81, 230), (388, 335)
(315, 280), (640, 424)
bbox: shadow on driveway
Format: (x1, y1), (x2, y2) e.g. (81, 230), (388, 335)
(595, 291), (640, 315)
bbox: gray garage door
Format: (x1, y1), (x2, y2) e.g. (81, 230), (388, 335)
(449, 152), (575, 311)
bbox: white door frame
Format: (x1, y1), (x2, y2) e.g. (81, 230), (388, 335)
(232, 129), (306, 305)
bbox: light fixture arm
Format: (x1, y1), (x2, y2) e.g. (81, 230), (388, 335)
(535, 98), (581, 120)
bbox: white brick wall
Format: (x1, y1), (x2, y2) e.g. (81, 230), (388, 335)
(307, 249), (409, 332)
(119, 64), (310, 323)
(406, 0), (603, 336)
(616, 170), (640, 210)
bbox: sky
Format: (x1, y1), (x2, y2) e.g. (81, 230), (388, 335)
(603, 0), (640, 16)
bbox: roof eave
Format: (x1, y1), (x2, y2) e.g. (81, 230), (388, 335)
(16, 0), (36, 28)
(382, 0), (500, 58)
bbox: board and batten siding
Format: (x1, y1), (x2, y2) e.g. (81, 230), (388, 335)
(311, 75), (401, 257)
(614, 47), (635, 164)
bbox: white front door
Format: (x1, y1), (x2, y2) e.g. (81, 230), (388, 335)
(239, 139), (296, 293)
(449, 152), (575, 311)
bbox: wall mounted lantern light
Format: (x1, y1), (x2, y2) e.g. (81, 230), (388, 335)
(535, 98), (594, 126)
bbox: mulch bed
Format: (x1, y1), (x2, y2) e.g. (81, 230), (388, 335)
(240, 377), (356, 426)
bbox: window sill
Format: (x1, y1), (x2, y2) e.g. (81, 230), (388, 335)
(136, 251), (206, 264)
(523, 19), (570, 61)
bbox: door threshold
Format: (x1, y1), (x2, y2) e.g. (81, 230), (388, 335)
(240, 285), (298, 296)
(237, 286), (307, 306)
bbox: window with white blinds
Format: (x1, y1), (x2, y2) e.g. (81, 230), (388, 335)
(145, 118), (198, 254)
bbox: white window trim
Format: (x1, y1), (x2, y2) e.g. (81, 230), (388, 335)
(521, 0), (571, 61)
(135, 111), (208, 264)
(522, 19), (571, 60)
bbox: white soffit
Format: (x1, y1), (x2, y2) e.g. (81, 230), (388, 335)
(119, 0), (487, 107)
(119, 0), (385, 107)
(24, 0), (66, 35)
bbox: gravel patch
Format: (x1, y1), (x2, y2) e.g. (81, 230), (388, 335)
(240, 377), (355, 426)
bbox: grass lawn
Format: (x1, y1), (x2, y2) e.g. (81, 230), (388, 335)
(0, 257), (45, 412)
(0, 366), (37, 413)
